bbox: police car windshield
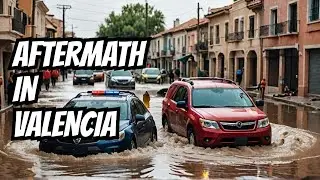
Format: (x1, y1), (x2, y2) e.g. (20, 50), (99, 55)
(67, 100), (128, 120)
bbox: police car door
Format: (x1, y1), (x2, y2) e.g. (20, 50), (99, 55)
(131, 99), (151, 146)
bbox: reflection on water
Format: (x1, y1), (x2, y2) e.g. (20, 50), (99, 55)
(263, 100), (320, 134)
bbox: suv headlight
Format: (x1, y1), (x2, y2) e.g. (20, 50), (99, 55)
(90, 76), (94, 80)
(130, 78), (135, 82)
(200, 118), (220, 129)
(111, 77), (116, 82)
(258, 118), (270, 128)
(119, 130), (125, 141)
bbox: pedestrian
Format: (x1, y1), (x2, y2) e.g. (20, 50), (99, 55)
(169, 70), (174, 84)
(174, 69), (181, 81)
(143, 91), (150, 108)
(51, 69), (59, 87)
(7, 71), (14, 105)
(43, 69), (51, 91)
(260, 78), (266, 100)
(236, 68), (244, 86)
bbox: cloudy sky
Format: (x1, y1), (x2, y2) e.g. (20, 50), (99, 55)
(43, 0), (233, 38)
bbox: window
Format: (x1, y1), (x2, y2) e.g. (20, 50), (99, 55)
(173, 86), (188, 102)
(234, 19), (239, 32)
(8, 5), (12, 15)
(240, 18), (244, 32)
(192, 88), (254, 108)
(177, 38), (180, 52)
(133, 99), (148, 115)
(210, 26), (214, 45)
(289, 3), (298, 32)
(271, 9), (278, 35)
(0, 0), (3, 14)
(173, 38), (175, 49)
(215, 25), (220, 44)
(225, 22), (229, 41)
(249, 16), (255, 38)
(166, 85), (177, 98)
(310, 0), (320, 21)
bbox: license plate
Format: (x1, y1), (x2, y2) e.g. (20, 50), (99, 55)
(81, 78), (86, 80)
(235, 137), (248, 146)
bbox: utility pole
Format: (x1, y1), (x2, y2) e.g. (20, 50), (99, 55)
(31, 0), (36, 38)
(145, 0), (148, 37)
(197, 2), (201, 76)
(57, 4), (71, 81)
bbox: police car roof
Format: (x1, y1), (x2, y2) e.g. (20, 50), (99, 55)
(73, 91), (135, 101)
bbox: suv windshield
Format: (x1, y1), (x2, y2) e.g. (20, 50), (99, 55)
(144, 69), (160, 75)
(65, 100), (128, 120)
(111, 70), (132, 77)
(75, 70), (93, 75)
(192, 88), (254, 108)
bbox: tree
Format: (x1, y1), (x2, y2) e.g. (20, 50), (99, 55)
(96, 3), (165, 37)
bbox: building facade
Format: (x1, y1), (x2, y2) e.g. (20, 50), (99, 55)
(19, 0), (49, 38)
(207, 0), (262, 89)
(259, 0), (320, 96)
(0, 0), (27, 107)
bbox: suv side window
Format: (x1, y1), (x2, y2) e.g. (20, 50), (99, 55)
(173, 86), (187, 102)
(133, 99), (148, 115)
(166, 85), (177, 98)
(130, 100), (137, 121)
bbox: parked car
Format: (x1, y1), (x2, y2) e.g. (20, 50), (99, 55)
(106, 70), (135, 89)
(161, 77), (271, 147)
(93, 70), (104, 82)
(73, 70), (95, 85)
(140, 68), (162, 84)
(39, 90), (157, 156)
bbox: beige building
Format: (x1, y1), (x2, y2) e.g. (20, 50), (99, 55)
(206, 0), (262, 89)
(0, 0), (27, 107)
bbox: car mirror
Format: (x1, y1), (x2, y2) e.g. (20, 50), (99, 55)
(255, 100), (264, 107)
(135, 114), (145, 122)
(177, 101), (187, 109)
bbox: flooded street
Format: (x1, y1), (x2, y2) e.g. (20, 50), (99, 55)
(0, 77), (320, 179)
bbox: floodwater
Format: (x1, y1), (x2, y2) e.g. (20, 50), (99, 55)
(0, 78), (320, 179)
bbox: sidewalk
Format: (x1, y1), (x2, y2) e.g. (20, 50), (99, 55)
(247, 90), (320, 110)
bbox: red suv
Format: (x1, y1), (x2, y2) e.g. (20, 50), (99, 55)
(162, 77), (271, 147)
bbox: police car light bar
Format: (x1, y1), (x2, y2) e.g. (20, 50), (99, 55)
(89, 90), (120, 95)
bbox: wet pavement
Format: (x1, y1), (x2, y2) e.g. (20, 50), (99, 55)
(0, 77), (320, 179)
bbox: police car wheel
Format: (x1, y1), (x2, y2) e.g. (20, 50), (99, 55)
(151, 129), (157, 142)
(130, 139), (137, 149)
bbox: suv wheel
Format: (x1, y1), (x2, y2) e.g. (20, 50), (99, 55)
(162, 117), (172, 133)
(188, 128), (197, 146)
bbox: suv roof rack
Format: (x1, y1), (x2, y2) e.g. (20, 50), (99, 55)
(181, 77), (236, 85)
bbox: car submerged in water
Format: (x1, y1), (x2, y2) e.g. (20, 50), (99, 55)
(39, 90), (157, 156)
(73, 70), (95, 85)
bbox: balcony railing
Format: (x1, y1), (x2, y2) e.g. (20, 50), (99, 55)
(260, 20), (299, 37)
(161, 50), (166, 56)
(248, 29), (256, 38)
(156, 52), (160, 57)
(196, 41), (208, 51)
(228, 32), (244, 42)
(246, 0), (263, 10)
(169, 49), (175, 56)
(12, 17), (26, 34)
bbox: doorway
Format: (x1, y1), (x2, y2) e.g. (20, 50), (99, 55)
(284, 49), (298, 91)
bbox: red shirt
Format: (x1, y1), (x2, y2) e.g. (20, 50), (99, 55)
(43, 70), (51, 80)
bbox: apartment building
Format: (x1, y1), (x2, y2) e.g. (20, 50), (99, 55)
(0, 0), (27, 107)
(206, 0), (262, 88)
(45, 15), (57, 38)
(19, 0), (49, 37)
(185, 18), (209, 77)
(260, 0), (320, 97)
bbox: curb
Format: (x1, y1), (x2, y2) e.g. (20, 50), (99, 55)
(0, 105), (13, 113)
(248, 91), (320, 110)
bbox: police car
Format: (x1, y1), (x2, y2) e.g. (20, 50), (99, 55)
(39, 90), (157, 156)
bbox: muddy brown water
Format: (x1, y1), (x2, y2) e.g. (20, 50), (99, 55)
(0, 82), (319, 179)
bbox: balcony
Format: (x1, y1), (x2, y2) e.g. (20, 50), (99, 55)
(169, 49), (175, 56)
(197, 41), (208, 51)
(0, 17), (25, 42)
(161, 50), (166, 57)
(228, 32), (244, 42)
(246, 0), (263, 10)
(260, 20), (299, 37)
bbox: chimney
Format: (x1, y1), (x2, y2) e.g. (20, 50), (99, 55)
(174, 18), (180, 27)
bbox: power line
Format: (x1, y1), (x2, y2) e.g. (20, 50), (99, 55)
(67, 17), (102, 23)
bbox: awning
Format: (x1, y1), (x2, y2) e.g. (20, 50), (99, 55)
(178, 54), (194, 63)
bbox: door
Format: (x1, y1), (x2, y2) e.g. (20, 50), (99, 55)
(284, 49), (299, 91)
(134, 99), (153, 144)
(131, 100), (148, 147)
(167, 85), (180, 132)
(309, 49), (320, 95)
(176, 87), (189, 137)
(169, 86), (187, 133)
(171, 86), (188, 136)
